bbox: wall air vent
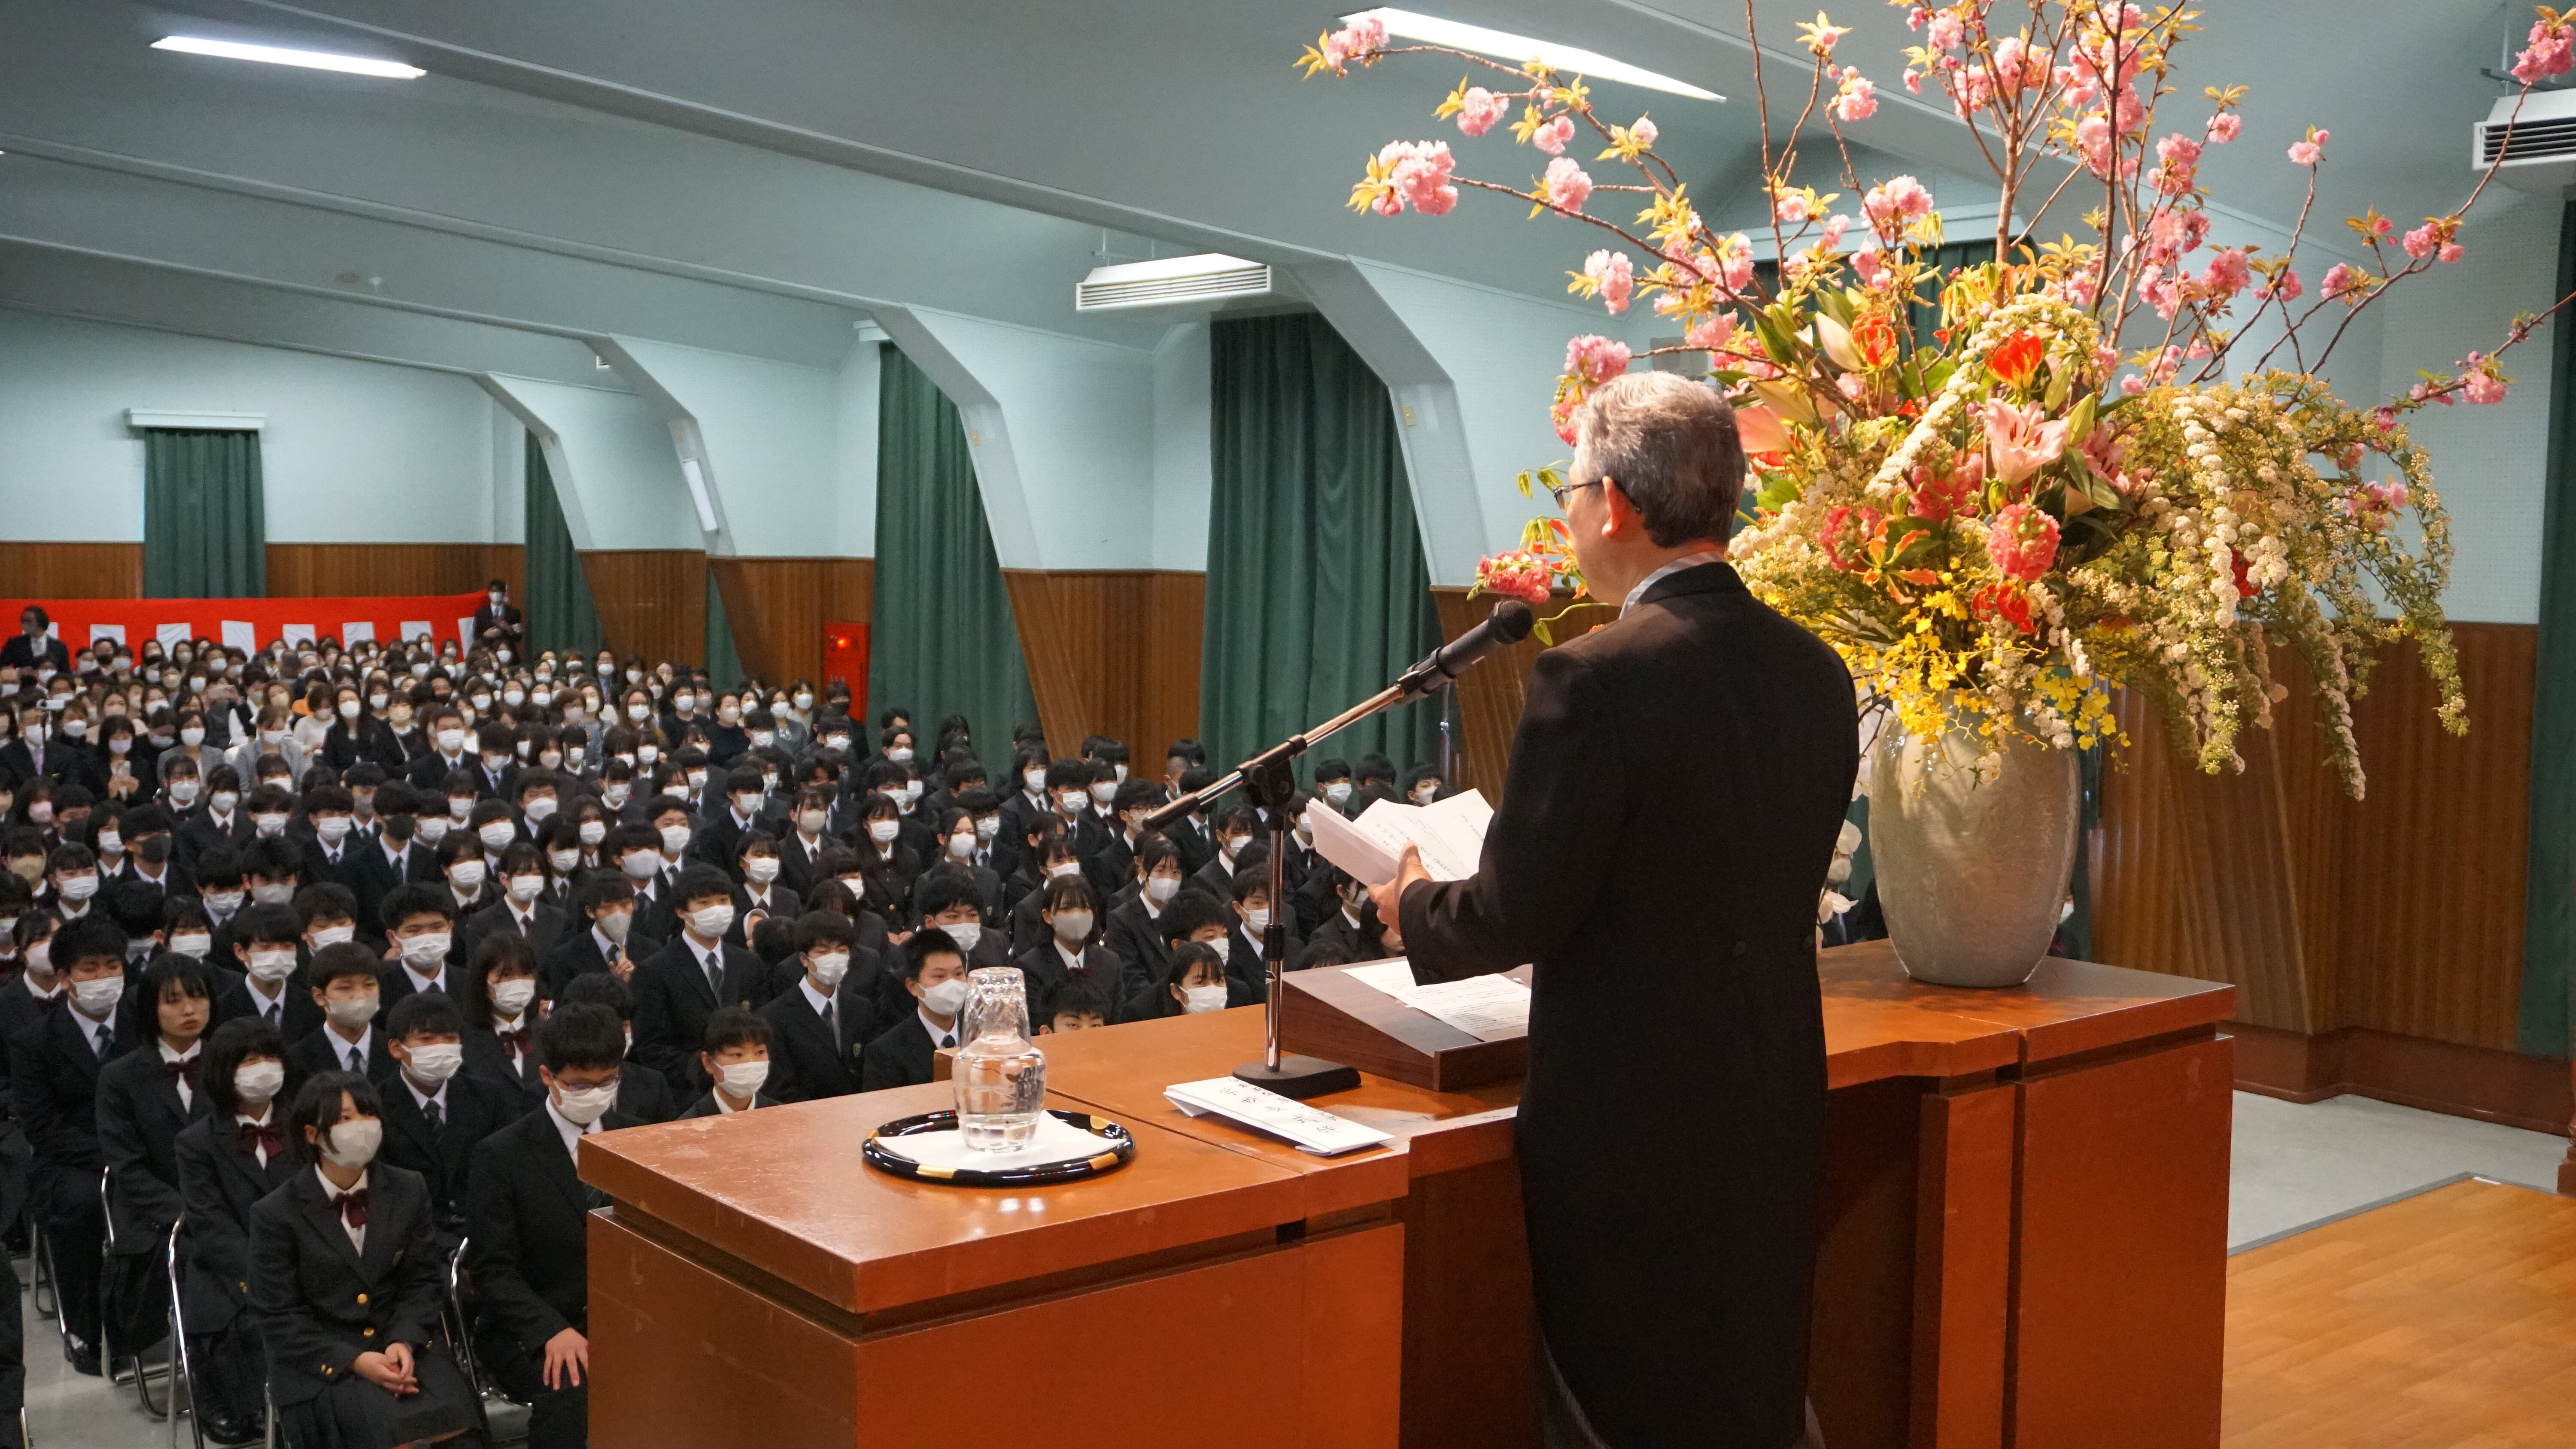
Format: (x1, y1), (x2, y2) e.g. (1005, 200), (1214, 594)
(1076, 253), (1271, 312)
(2472, 90), (2576, 192)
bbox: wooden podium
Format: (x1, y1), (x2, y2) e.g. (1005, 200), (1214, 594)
(580, 944), (2235, 1449)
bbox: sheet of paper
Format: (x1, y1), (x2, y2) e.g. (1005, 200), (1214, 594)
(281, 623), (316, 647)
(1309, 789), (1495, 885)
(1303, 800), (1401, 885)
(219, 620), (255, 652)
(1399, 974), (1532, 1043)
(1341, 960), (1423, 998)
(1163, 1076), (1393, 1157)
(340, 621), (376, 645)
(399, 619), (434, 644)
(872, 1112), (1121, 1173)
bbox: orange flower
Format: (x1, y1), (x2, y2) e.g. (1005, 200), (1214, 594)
(1989, 330), (2045, 391)
(1852, 313), (1900, 370)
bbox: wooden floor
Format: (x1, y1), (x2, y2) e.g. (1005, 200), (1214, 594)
(2223, 1177), (2576, 1447)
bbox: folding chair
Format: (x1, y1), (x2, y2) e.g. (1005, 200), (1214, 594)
(27, 1217), (52, 1323)
(167, 1219), (205, 1449)
(99, 1165), (173, 1419)
(445, 1239), (508, 1443)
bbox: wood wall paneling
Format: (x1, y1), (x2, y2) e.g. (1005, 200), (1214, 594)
(1004, 570), (1203, 761)
(708, 557), (875, 687)
(580, 550), (706, 670)
(8, 542), (143, 598)
(264, 543), (524, 601)
(2091, 624), (2537, 1055)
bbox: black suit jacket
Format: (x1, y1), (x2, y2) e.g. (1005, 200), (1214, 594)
(174, 1112), (299, 1332)
(463, 1023), (546, 1113)
(756, 979), (875, 1103)
(460, 899), (569, 959)
(406, 749), (476, 794)
(287, 1023), (397, 1083)
(249, 1162), (448, 1406)
(98, 1043), (214, 1251)
(857, 1011), (948, 1093)
(1395, 561), (1858, 1449)
(630, 935), (775, 1089)
(15, 1005), (117, 1175)
(0, 634), (69, 671)
(377, 960), (461, 1016)
(346, 839), (433, 939)
(1012, 942), (1127, 1023)
(612, 1059), (677, 1125)
(465, 1106), (638, 1348)
(538, 927), (622, 1000)
(471, 602), (524, 649)
(216, 973), (323, 1044)
(379, 1071), (517, 1231)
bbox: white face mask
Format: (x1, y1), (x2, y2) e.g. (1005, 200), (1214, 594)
(549, 847), (581, 873)
(690, 903), (736, 938)
(810, 951), (849, 988)
(73, 976), (125, 1018)
(58, 874), (97, 902)
(180, 726), (206, 746)
(685, 770), (708, 792)
(866, 820), (900, 845)
(628, 704), (651, 723)
(338, 700), (361, 719)
(1048, 861), (1082, 879)
(917, 976), (969, 1018)
(403, 1042), (464, 1085)
(1244, 907), (1271, 934)
(597, 908), (633, 943)
(320, 1117), (383, 1169)
(170, 781), (201, 805)
(212, 789), (240, 814)
(793, 693), (814, 710)
(1089, 781), (1117, 804)
(578, 820), (606, 846)
(449, 797), (474, 822)
(885, 746), (914, 764)
(602, 785), (630, 809)
(310, 923), (355, 949)
(316, 815), (352, 843)
(622, 851), (659, 881)
(525, 797), (558, 823)
(1023, 770), (1047, 794)
(1057, 791), (1088, 815)
(503, 689), (525, 707)
(797, 809), (827, 835)
(1325, 782), (1354, 804)
(744, 858), (780, 885)
(659, 823), (691, 854)
(416, 816), (450, 845)
(673, 694), (696, 713)
(234, 1061), (286, 1106)
(975, 816), (1000, 841)
(507, 873), (544, 905)
(369, 693), (389, 710)
(251, 881), (295, 906)
(248, 946), (300, 983)
(943, 921), (983, 952)
(254, 813), (289, 838)
(492, 979), (538, 1017)
(732, 793), (762, 818)
(402, 930), (452, 966)
(170, 931), (212, 959)
(1183, 984), (1230, 1015)
(327, 993), (379, 1031)
(206, 888), (245, 915)
(448, 861), (487, 891)
(947, 833), (975, 860)
(717, 1059), (769, 1097)
(750, 731), (775, 749)
(1145, 876), (1179, 905)
(717, 706), (741, 726)
(1052, 910), (1094, 944)
(555, 1082), (617, 1125)
(437, 728), (466, 754)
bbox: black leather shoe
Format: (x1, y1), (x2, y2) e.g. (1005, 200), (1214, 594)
(64, 1341), (100, 1376)
(201, 1409), (262, 1445)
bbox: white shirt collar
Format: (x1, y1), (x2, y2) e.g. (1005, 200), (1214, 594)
(713, 1087), (748, 1114)
(917, 1004), (956, 1048)
(544, 1099), (594, 1158)
(22, 972), (59, 1001)
(1620, 550), (1729, 616)
(330, 1025), (373, 1071)
(402, 1070), (447, 1112)
(799, 974), (836, 1017)
(157, 1038), (201, 1065)
(1054, 938), (1084, 972)
(403, 961), (445, 995)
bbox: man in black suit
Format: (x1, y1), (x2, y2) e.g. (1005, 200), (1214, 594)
(857, 929), (968, 1093)
(346, 784), (436, 946)
(1378, 372), (1857, 1449)
(466, 1003), (637, 1449)
(756, 913), (876, 1102)
(378, 991), (514, 1248)
(553, 975), (674, 1124)
(405, 706), (477, 794)
(0, 607), (69, 673)
(628, 865), (773, 1092)
(471, 579), (525, 657)
(16, 917), (132, 1373)
(377, 884), (463, 1012)
(541, 877), (635, 1000)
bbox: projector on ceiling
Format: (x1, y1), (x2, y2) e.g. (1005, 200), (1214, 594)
(2473, 90), (2576, 192)
(1076, 253), (1271, 312)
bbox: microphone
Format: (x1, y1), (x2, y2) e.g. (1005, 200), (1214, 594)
(1394, 599), (1536, 701)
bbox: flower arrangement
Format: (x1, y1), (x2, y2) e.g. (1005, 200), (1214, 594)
(1298, 3), (2576, 795)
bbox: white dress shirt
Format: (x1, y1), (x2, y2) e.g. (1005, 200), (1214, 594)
(158, 1038), (203, 1110)
(316, 1165), (369, 1254)
(1620, 549), (1731, 616)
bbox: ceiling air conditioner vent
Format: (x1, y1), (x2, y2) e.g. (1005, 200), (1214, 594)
(2472, 90), (2576, 191)
(1076, 254), (1271, 312)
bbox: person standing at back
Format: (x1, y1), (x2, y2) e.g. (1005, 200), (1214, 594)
(1374, 370), (1856, 1449)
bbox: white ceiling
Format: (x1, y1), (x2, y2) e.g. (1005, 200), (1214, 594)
(0, 0), (2526, 377)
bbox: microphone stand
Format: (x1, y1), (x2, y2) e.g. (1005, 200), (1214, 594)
(1142, 606), (1526, 1100)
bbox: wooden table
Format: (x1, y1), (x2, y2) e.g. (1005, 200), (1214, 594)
(579, 944), (2233, 1449)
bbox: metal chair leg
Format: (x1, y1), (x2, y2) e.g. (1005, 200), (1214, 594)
(27, 1221), (52, 1322)
(168, 1227), (203, 1449)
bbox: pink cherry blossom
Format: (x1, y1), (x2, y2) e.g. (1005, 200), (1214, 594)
(1564, 334), (1631, 386)
(1926, 11), (1964, 49)
(2120, 374), (2148, 397)
(1540, 157), (1593, 214)
(1833, 68), (1878, 123)
(2288, 128), (2328, 167)
(1583, 249), (1635, 313)
(2461, 352), (2509, 405)
(2401, 224), (2438, 261)
(2439, 242), (2465, 264)
(1715, 231), (1757, 292)
(1630, 115), (1658, 148)
(1863, 175), (1933, 236)
(1685, 312), (1738, 352)
(1320, 13), (1387, 70)
(1978, 399), (2071, 488)
(1851, 248), (1893, 288)
(1774, 189), (1814, 224)
(2260, 267), (2303, 301)
(2201, 247), (2250, 298)
(1532, 115), (1576, 156)
(2206, 112), (2241, 144)
(1476, 551), (1555, 606)
(1374, 140), (1459, 216)
(2321, 263), (2364, 302)
(1456, 87), (1507, 137)
(1823, 214), (1851, 248)
(1985, 502), (2061, 582)
(2514, 15), (2574, 85)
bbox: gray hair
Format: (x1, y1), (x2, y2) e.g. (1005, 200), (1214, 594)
(1572, 371), (1745, 546)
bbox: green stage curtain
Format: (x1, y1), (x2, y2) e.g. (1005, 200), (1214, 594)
(1201, 313), (1442, 780)
(143, 428), (265, 598)
(2518, 199), (2576, 1057)
(705, 567), (744, 687)
(869, 343), (1039, 745)
(522, 433), (604, 658)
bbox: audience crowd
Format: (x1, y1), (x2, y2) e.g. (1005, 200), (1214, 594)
(0, 590), (1458, 1448)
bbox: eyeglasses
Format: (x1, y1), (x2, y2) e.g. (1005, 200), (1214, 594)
(1549, 476), (1606, 511)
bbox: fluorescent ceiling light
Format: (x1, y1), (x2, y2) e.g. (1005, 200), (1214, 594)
(151, 36), (425, 79)
(1342, 9), (1721, 101)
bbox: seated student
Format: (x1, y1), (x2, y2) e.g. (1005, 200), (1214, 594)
(1003, 826), (1077, 955)
(173, 1018), (295, 1445)
(1036, 978), (1112, 1036)
(290, 941), (395, 1080)
(1083, 779), (1163, 902)
(776, 787), (841, 898)
(1103, 835), (1188, 988)
(1015, 875), (1124, 1022)
(756, 912), (876, 1103)
(542, 875), (637, 999)
(1307, 871), (1386, 963)
(379, 882), (461, 1007)
(378, 989), (516, 1247)
(348, 782), (434, 943)
(1224, 862), (1303, 983)
(1124, 942), (1240, 1023)
(115, 803), (193, 900)
(466, 1004), (641, 1449)
(677, 1007), (780, 1119)
(630, 864), (773, 1092)
(43, 842), (101, 926)
(301, 783), (363, 890)
(1311, 757), (1358, 817)
(605, 822), (673, 946)
(553, 973), (675, 1125)
(927, 807), (1003, 919)
(729, 831), (802, 946)
(215, 902), (313, 1037)
(250, 1070), (482, 1449)
(1162, 765), (1219, 874)
(18, 916), (135, 1372)
(176, 764), (250, 867)
(0, 912), (65, 1105)
(100, 952), (217, 1330)
(463, 841), (567, 955)
(857, 929), (970, 1093)
(914, 869), (1008, 973)
(1139, 891), (1264, 1009)
(462, 932), (546, 1109)
(432, 828), (500, 924)
(1192, 805), (1259, 901)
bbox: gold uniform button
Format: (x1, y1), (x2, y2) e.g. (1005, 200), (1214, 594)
(361, 1328), (375, 1337)
(356, 1292), (368, 1304)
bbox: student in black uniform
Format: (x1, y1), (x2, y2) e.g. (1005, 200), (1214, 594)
(1123, 941), (1239, 1023)
(629, 864), (772, 1092)
(466, 1003), (640, 1449)
(173, 1017), (296, 1446)
(856, 928), (968, 1093)
(755, 912), (875, 1103)
(249, 1070), (481, 1449)
(377, 989), (516, 1250)
(18, 915), (131, 1373)
(553, 973), (675, 1125)
(1014, 875), (1124, 1023)
(541, 875), (636, 1000)
(288, 941), (395, 1081)
(676, 1007), (779, 1119)
(215, 902), (314, 1038)
(97, 952), (217, 1355)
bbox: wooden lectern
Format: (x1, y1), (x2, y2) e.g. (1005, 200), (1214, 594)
(580, 944), (2235, 1449)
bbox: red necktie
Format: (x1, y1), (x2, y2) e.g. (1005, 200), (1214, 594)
(162, 1058), (200, 1089)
(497, 1026), (531, 1062)
(240, 1120), (281, 1157)
(332, 1188), (368, 1230)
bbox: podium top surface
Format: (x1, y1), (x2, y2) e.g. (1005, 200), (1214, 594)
(1818, 941), (2237, 1073)
(577, 1080), (1345, 1317)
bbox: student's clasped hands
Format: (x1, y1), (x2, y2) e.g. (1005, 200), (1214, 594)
(354, 1341), (421, 1396)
